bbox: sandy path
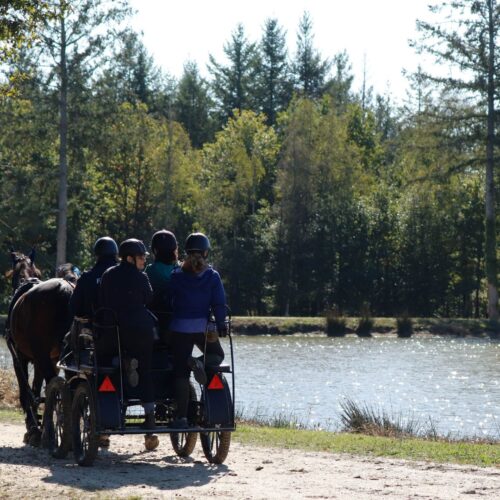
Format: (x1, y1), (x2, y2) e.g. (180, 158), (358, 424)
(0, 423), (498, 499)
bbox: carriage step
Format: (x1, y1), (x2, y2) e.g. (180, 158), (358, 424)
(208, 364), (231, 373)
(79, 364), (118, 374)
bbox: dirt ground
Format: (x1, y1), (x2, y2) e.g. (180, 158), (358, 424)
(0, 423), (498, 499)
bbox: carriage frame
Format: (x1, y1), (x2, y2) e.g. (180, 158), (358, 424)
(42, 308), (236, 466)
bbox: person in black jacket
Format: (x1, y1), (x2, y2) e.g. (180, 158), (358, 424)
(69, 237), (118, 320)
(62, 237), (118, 364)
(99, 238), (156, 430)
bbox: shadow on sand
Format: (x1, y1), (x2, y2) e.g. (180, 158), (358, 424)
(0, 441), (228, 494)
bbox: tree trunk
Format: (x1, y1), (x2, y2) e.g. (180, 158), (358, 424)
(164, 104), (174, 227)
(56, 14), (68, 267)
(485, 0), (498, 320)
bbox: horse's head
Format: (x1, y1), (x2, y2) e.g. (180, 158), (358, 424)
(5, 248), (42, 291)
(55, 263), (81, 284)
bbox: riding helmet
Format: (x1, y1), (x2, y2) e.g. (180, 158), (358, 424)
(185, 232), (210, 254)
(119, 239), (148, 258)
(151, 230), (177, 255)
(94, 236), (118, 257)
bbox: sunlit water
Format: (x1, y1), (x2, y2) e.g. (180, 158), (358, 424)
(1, 334), (499, 438)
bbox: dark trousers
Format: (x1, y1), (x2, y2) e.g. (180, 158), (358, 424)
(120, 327), (155, 404)
(171, 331), (224, 417)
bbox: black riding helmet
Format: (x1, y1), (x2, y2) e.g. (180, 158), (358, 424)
(185, 232), (210, 254)
(151, 230), (177, 255)
(119, 239), (148, 259)
(94, 236), (118, 258)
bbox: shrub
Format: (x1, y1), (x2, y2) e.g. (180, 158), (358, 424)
(486, 319), (500, 338)
(397, 314), (413, 337)
(325, 306), (346, 337)
(356, 303), (373, 337)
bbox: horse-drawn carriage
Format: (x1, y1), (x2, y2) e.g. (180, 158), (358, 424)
(42, 309), (236, 466)
(5, 249), (235, 467)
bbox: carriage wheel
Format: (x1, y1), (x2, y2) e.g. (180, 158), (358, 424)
(170, 381), (198, 457)
(42, 376), (72, 458)
(200, 427), (231, 464)
(72, 382), (98, 466)
(170, 431), (198, 457)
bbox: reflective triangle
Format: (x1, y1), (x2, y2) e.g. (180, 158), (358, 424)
(208, 373), (224, 390)
(99, 375), (116, 392)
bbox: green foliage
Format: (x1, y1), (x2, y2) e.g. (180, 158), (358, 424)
(0, 6), (496, 319)
(199, 110), (278, 313)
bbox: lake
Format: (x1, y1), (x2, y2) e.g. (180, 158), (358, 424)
(1, 334), (499, 438)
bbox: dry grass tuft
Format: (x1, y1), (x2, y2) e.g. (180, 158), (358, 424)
(0, 369), (19, 408)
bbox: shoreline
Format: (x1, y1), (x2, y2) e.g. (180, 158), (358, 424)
(231, 316), (499, 337)
(1, 314), (498, 337)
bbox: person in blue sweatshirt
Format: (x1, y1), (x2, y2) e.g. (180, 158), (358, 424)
(169, 232), (226, 428)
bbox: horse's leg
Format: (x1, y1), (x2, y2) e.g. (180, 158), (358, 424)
(35, 352), (58, 387)
(11, 354), (38, 444)
(32, 366), (44, 404)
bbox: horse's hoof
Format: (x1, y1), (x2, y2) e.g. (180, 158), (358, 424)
(28, 429), (41, 447)
(23, 432), (30, 444)
(144, 434), (159, 451)
(98, 435), (110, 448)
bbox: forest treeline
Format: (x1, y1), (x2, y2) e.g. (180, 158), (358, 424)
(0, 1), (498, 318)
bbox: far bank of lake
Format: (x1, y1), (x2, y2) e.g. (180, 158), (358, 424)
(231, 316), (498, 337)
(0, 314), (497, 337)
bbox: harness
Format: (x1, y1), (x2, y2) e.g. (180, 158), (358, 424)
(4, 278), (41, 339)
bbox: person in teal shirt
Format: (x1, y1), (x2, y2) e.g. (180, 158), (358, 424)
(145, 229), (179, 345)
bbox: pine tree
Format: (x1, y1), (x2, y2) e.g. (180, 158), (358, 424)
(174, 61), (214, 148)
(208, 23), (259, 124)
(325, 50), (354, 113)
(291, 12), (330, 99)
(255, 18), (291, 125)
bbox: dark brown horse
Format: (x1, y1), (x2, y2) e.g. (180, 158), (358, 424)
(5, 250), (75, 444)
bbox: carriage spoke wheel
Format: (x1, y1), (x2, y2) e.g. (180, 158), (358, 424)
(200, 427), (231, 464)
(72, 382), (98, 466)
(170, 381), (198, 457)
(170, 431), (197, 457)
(42, 376), (72, 458)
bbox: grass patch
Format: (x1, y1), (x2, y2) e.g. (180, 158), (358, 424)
(234, 424), (500, 467)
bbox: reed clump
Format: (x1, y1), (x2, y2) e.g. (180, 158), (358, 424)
(356, 303), (373, 337)
(325, 306), (346, 337)
(396, 314), (413, 337)
(339, 398), (426, 438)
(0, 369), (19, 408)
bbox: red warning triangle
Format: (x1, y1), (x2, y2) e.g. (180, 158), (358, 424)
(99, 375), (116, 392)
(207, 374), (224, 390)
